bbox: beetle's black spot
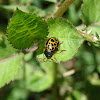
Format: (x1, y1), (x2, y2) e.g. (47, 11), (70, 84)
(51, 43), (53, 46)
(46, 38), (50, 45)
(46, 41), (48, 45)
(55, 39), (57, 41)
(54, 43), (56, 46)
(51, 39), (54, 42)
(49, 43), (50, 44)
(52, 47), (54, 50)
(57, 42), (59, 46)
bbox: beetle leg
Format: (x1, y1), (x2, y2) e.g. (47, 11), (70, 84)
(55, 41), (66, 52)
(59, 50), (66, 52)
(43, 53), (47, 62)
(52, 51), (57, 54)
(51, 52), (57, 61)
(57, 41), (64, 47)
(49, 59), (53, 62)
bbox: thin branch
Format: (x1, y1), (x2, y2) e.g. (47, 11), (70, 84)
(52, 62), (61, 100)
(0, 54), (19, 64)
(0, 46), (38, 64)
(63, 62), (100, 77)
(22, 45), (38, 54)
(63, 69), (75, 77)
(89, 21), (100, 26)
(54, 0), (74, 17)
(79, 31), (100, 44)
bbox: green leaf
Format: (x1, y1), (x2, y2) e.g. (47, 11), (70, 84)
(37, 18), (84, 63)
(86, 25), (100, 47)
(16, 52), (54, 92)
(67, 4), (80, 26)
(0, 5), (22, 11)
(87, 25), (100, 36)
(26, 61), (54, 92)
(0, 53), (23, 88)
(7, 81), (29, 100)
(27, 6), (46, 17)
(0, 37), (18, 60)
(0, 5), (46, 17)
(7, 8), (48, 49)
(72, 90), (81, 100)
(81, 0), (100, 25)
(44, 0), (56, 3)
(88, 73), (100, 85)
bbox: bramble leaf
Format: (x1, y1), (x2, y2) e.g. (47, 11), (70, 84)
(0, 5), (45, 17)
(0, 37), (18, 60)
(0, 53), (23, 88)
(37, 18), (84, 63)
(81, 0), (100, 25)
(25, 60), (54, 92)
(7, 8), (48, 49)
(16, 52), (54, 92)
(86, 25), (100, 47)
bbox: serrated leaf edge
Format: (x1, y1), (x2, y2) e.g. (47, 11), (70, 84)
(0, 53), (23, 88)
(37, 17), (85, 63)
(6, 7), (48, 50)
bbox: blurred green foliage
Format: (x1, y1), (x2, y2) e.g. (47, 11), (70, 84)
(0, 0), (100, 100)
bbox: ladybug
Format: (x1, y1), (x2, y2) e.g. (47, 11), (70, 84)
(43, 37), (66, 61)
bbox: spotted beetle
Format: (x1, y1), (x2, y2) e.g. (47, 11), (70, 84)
(43, 37), (66, 61)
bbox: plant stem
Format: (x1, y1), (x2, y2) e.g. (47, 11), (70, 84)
(54, 0), (74, 17)
(79, 31), (100, 44)
(52, 62), (60, 100)
(91, 46), (98, 71)
(22, 56), (26, 90)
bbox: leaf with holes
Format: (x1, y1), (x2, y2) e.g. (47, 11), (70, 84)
(37, 18), (84, 63)
(81, 0), (100, 25)
(7, 8), (48, 49)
